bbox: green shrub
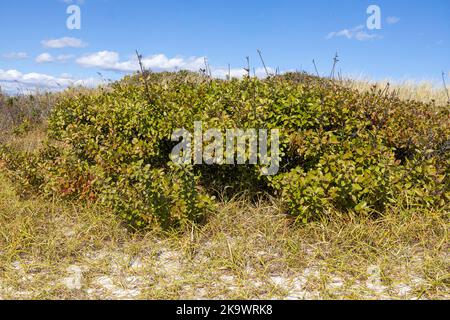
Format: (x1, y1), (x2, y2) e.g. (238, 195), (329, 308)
(1, 72), (448, 227)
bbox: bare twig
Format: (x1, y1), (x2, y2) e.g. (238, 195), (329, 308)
(330, 52), (339, 79)
(203, 58), (208, 77)
(257, 49), (270, 77)
(243, 57), (250, 77)
(442, 71), (450, 103)
(312, 59), (320, 77)
(380, 82), (390, 98)
(135, 50), (145, 74)
(135, 50), (154, 105)
(204, 58), (212, 78)
(338, 68), (343, 81)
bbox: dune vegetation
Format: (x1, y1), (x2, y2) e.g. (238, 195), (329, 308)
(0, 71), (448, 299)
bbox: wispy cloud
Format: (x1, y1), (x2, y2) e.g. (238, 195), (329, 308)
(76, 51), (205, 72)
(36, 53), (76, 64)
(2, 52), (28, 60)
(41, 37), (87, 49)
(386, 16), (400, 25)
(57, 54), (75, 62)
(0, 68), (100, 93)
(1, 49), (278, 94)
(326, 25), (382, 41)
(61, 0), (85, 5)
(36, 53), (54, 63)
(212, 67), (276, 79)
(75, 51), (278, 78)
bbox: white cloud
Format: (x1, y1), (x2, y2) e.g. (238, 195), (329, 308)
(386, 16), (400, 25)
(76, 51), (205, 72)
(212, 67), (276, 79)
(36, 53), (54, 63)
(143, 54), (202, 71)
(354, 32), (381, 41)
(212, 67), (247, 79)
(75, 51), (280, 80)
(2, 52), (28, 60)
(41, 37), (87, 49)
(35, 53), (75, 64)
(61, 0), (85, 4)
(56, 54), (75, 62)
(326, 25), (382, 41)
(0, 68), (101, 94)
(75, 51), (278, 78)
(76, 51), (122, 70)
(0, 52), (279, 94)
(60, 73), (73, 78)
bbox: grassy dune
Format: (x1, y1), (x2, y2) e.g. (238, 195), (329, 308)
(0, 73), (448, 299)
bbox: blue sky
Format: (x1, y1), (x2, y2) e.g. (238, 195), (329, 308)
(0, 0), (449, 92)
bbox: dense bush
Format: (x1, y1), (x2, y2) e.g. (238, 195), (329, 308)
(1, 72), (448, 227)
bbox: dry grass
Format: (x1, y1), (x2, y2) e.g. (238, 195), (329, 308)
(345, 78), (450, 105)
(0, 126), (47, 153)
(0, 171), (448, 300)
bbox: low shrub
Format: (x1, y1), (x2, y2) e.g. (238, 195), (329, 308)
(1, 72), (448, 227)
